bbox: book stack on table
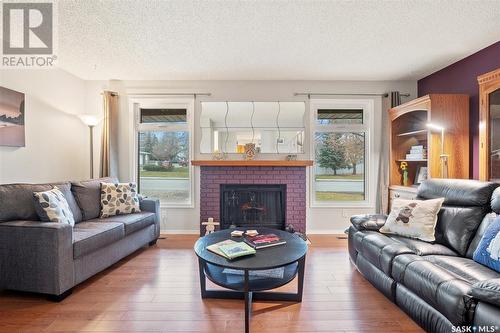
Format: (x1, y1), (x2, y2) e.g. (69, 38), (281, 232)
(406, 145), (427, 160)
(244, 234), (287, 249)
(207, 240), (256, 260)
(206, 232), (287, 260)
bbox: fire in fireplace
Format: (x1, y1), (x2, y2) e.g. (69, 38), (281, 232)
(220, 184), (286, 230)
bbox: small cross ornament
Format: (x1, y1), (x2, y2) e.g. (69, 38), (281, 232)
(202, 218), (220, 235)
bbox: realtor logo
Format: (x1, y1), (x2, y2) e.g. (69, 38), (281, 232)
(2, 2), (56, 67)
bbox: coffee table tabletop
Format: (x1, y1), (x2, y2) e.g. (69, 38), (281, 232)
(194, 227), (307, 270)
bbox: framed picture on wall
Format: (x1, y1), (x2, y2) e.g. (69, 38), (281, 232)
(414, 166), (428, 185)
(0, 86), (25, 147)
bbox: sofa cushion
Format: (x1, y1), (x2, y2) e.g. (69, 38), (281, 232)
(352, 230), (414, 275)
(72, 221), (124, 259)
(89, 212), (155, 236)
(470, 278), (500, 307)
(54, 182), (83, 223)
(416, 179), (499, 256)
(71, 177), (116, 221)
(434, 205), (490, 257)
(417, 179), (499, 207)
(391, 254), (474, 325)
(473, 302), (500, 327)
(0, 183), (59, 221)
(388, 235), (458, 256)
(424, 256), (499, 284)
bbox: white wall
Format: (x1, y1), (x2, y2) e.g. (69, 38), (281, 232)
(93, 80), (417, 233)
(0, 71), (417, 233)
(0, 69), (90, 183)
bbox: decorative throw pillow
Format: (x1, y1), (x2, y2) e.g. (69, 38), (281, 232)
(473, 215), (500, 273)
(100, 182), (140, 218)
(33, 187), (75, 226)
(380, 197), (445, 242)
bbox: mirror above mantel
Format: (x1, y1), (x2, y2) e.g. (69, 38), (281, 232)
(200, 102), (306, 154)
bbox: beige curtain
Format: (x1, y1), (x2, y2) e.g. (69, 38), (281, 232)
(376, 92), (403, 214)
(100, 91), (119, 178)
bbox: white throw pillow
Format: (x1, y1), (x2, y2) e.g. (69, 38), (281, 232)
(33, 187), (75, 226)
(380, 197), (445, 242)
(100, 182), (140, 218)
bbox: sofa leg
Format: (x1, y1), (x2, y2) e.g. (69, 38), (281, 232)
(149, 239), (158, 246)
(47, 289), (72, 302)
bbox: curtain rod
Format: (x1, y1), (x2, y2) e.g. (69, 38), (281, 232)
(100, 92), (212, 97)
(294, 92), (411, 98)
(127, 92), (212, 97)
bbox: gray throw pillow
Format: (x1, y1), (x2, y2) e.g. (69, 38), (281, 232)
(33, 187), (75, 226)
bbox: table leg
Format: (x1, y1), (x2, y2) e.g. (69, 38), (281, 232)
(198, 258), (207, 298)
(244, 270), (252, 333)
(296, 255), (306, 302)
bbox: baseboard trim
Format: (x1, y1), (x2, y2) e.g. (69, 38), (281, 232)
(307, 229), (348, 234)
(160, 230), (200, 235)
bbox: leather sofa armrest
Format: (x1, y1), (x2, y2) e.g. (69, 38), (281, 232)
(140, 198), (161, 239)
(470, 278), (500, 307)
(350, 214), (388, 231)
(0, 221), (74, 295)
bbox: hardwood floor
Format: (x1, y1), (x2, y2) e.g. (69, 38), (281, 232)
(0, 235), (424, 333)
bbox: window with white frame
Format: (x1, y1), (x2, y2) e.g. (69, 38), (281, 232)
(311, 100), (373, 207)
(134, 98), (194, 206)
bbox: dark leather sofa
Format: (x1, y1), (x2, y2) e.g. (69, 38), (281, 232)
(348, 179), (500, 332)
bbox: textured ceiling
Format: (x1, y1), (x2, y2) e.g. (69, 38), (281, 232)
(57, 0), (500, 81)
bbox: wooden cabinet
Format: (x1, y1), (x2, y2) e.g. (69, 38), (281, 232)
(478, 68), (500, 181)
(389, 185), (418, 207)
(388, 94), (469, 205)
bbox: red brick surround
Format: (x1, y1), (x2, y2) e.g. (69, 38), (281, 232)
(200, 166), (307, 235)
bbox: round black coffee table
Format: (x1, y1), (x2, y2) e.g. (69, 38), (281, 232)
(194, 228), (308, 333)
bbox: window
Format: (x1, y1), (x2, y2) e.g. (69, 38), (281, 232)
(134, 99), (194, 207)
(311, 101), (372, 207)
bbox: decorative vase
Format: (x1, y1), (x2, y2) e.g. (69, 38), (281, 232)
(400, 161), (409, 186)
(403, 170), (409, 186)
(244, 143), (256, 160)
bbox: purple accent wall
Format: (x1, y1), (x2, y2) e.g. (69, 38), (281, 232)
(200, 166), (307, 235)
(417, 41), (500, 179)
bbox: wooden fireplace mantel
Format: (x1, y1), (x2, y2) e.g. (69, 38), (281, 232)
(191, 160), (314, 167)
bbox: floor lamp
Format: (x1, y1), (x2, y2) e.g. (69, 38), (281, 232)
(427, 123), (448, 178)
(79, 115), (99, 179)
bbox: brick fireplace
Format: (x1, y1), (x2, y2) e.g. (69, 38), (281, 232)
(199, 166), (307, 235)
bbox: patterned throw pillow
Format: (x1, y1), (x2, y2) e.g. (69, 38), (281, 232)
(473, 215), (500, 273)
(380, 197), (445, 242)
(100, 182), (140, 218)
(33, 187), (75, 226)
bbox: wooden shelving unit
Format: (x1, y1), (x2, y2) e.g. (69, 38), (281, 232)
(396, 129), (428, 137)
(389, 94), (470, 202)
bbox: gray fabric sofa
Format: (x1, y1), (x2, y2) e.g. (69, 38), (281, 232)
(0, 177), (160, 300)
(348, 179), (500, 332)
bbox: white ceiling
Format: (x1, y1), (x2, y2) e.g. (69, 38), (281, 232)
(57, 0), (500, 81)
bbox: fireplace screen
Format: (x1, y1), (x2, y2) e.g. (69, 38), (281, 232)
(220, 184), (286, 230)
